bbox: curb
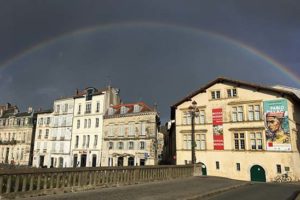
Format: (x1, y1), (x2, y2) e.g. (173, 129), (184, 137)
(185, 182), (251, 200)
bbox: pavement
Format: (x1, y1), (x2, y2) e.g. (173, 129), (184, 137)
(22, 177), (300, 200)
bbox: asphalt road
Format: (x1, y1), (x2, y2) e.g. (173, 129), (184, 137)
(23, 177), (300, 200)
(205, 183), (300, 200)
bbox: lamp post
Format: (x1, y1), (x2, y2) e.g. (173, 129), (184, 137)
(188, 100), (199, 164)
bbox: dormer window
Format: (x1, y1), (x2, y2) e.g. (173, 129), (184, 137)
(211, 91), (221, 99)
(133, 104), (140, 113)
(227, 88), (237, 98)
(108, 108), (114, 115)
(86, 88), (94, 101)
(120, 106), (127, 114)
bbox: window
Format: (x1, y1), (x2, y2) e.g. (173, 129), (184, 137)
(133, 105), (140, 113)
(94, 135), (98, 147)
(248, 105), (260, 121)
(95, 118), (99, 128)
(88, 119), (91, 128)
(232, 106), (243, 122)
(60, 142), (64, 153)
(46, 117), (50, 125)
(199, 110), (205, 124)
(196, 134), (206, 150)
(83, 135), (86, 148)
(236, 163), (240, 171)
(250, 132), (263, 150)
(38, 130), (42, 139)
(140, 141), (145, 150)
(64, 104), (68, 113)
(56, 105), (60, 113)
(120, 106), (127, 114)
(78, 104), (81, 115)
(87, 135), (90, 148)
(184, 135), (191, 149)
(234, 133), (245, 150)
(216, 161), (220, 169)
(96, 102), (100, 113)
(39, 118), (43, 125)
(211, 91), (221, 99)
(85, 103), (91, 114)
(119, 125), (125, 136)
(276, 164), (282, 174)
(128, 141), (134, 150)
(141, 122), (146, 136)
(45, 129), (49, 139)
(108, 142), (114, 150)
(77, 120), (80, 129)
(182, 111), (191, 125)
(118, 142), (124, 150)
(84, 119), (87, 128)
(75, 135), (79, 148)
(227, 88), (237, 98)
(129, 123), (134, 136)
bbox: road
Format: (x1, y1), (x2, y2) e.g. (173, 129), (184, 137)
(24, 177), (299, 200)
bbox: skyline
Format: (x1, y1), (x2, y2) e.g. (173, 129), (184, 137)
(0, 0), (300, 122)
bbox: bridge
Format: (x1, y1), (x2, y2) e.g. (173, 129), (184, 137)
(0, 165), (299, 200)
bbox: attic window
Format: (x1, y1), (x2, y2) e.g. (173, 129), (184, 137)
(120, 106), (128, 114)
(133, 104), (140, 113)
(86, 88), (94, 101)
(108, 108), (114, 115)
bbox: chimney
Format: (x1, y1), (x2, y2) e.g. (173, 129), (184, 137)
(75, 88), (79, 95)
(28, 107), (33, 113)
(6, 103), (11, 109)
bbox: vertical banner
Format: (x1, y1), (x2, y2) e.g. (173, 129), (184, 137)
(212, 108), (224, 150)
(263, 99), (291, 151)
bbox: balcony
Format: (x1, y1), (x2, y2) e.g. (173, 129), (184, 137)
(0, 140), (17, 145)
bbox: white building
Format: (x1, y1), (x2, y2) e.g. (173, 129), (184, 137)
(71, 86), (120, 167)
(33, 97), (74, 168)
(32, 110), (53, 167)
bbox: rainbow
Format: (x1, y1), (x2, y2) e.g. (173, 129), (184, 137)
(1, 21), (299, 84)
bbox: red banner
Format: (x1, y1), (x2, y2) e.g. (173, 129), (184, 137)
(212, 108), (224, 150)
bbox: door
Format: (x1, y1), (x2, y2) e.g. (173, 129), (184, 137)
(201, 163), (207, 176)
(117, 157), (124, 166)
(128, 157), (134, 166)
(50, 157), (54, 168)
(39, 156), (45, 167)
(250, 165), (266, 182)
(92, 154), (97, 167)
(5, 147), (9, 163)
(73, 155), (78, 167)
(140, 159), (145, 166)
(80, 154), (87, 167)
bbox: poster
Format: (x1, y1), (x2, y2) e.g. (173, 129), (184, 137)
(212, 108), (224, 150)
(263, 99), (291, 151)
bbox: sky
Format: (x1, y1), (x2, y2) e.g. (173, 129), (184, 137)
(0, 0), (300, 122)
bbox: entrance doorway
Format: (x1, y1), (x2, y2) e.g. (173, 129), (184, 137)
(128, 157), (134, 166)
(140, 159), (145, 166)
(39, 156), (45, 167)
(92, 154), (97, 167)
(117, 157), (124, 166)
(200, 162), (207, 176)
(80, 154), (87, 167)
(5, 147), (9, 163)
(73, 154), (78, 167)
(250, 165), (266, 182)
(58, 157), (64, 168)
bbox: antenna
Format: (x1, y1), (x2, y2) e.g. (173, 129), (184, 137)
(106, 75), (111, 88)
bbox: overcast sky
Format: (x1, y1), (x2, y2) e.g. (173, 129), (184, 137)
(0, 0), (300, 122)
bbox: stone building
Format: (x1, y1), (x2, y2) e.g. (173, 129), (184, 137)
(171, 77), (300, 182)
(71, 86), (120, 167)
(102, 102), (160, 166)
(0, 103), (36, 166)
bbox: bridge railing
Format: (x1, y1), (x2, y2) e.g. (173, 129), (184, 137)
(0, 165), (195, 198)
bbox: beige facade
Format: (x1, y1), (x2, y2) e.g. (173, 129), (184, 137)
(172, 78), (300, 182)
(0, 104), (36, 166)
(102, 102), (160, 166)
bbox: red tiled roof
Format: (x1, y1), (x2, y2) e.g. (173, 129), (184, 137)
(107, 102), (155, 116)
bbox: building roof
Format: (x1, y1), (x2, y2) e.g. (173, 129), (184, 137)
(105, 102), (156, 117)
(73, 87), (107, 98)
(171, 77), (300, 108)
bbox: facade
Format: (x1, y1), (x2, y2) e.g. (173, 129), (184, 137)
(33, 98), (74, 168)
(32, 111), (53, 168)
(102, 102), (160, 167)
(71, 86), (120, 167)
(0, 103), (36, 166)
(171, 77), (300, 182)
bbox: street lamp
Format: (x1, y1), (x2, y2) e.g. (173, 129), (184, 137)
(188, 100), (199, 164)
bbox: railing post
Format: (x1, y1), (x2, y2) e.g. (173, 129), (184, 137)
(14, 175), (20, 193)
(0, 176), (3, 194)
(68, 172), (72, 187)
(43, 174), (48, 190)
(22, 175), (27, 192)
(29, 175), (34, 191)
(6, 175), (12, 193)
(37, 174), (41, 191)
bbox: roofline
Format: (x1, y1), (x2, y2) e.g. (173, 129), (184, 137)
(171, 77), (300, 108)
